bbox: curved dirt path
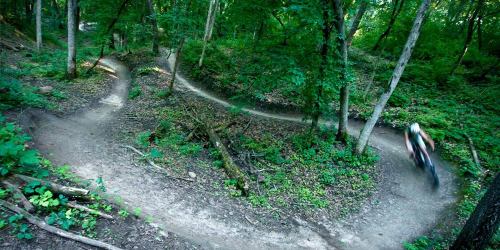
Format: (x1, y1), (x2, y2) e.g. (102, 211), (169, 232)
(21, 56), (457, 250)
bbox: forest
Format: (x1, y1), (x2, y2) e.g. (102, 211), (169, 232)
(0, 0), (499, 249)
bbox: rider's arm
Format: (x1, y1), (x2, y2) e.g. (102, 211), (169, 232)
(404, 130), (413, 154)
(420, 130), (435, 151)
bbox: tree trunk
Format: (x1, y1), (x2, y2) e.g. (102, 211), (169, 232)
(67, 0), (77, 79)
(450, 0), (484, 76)
(311, 0), (332, 129)
(199, 0), (218, 67)
(477, 14), (482, 50)
(25, 0), (33, 23)
(75, 0), (80, 32)
(346, 0), (368, 47)
(332, 0), (349, 142)
(356, 0), (431, 154)
(169, 38), (185, 93)
(372, 0), (405, 51)
(85, 0), (131, 74)
(146, 0), (159, 54)
(451, 173), (500, 250)
(36, 0), (42, 51)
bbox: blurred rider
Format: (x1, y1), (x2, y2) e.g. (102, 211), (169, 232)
(404, 123), (435, 163)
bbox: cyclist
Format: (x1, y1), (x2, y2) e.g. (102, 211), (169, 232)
(404, 122), (435, 164)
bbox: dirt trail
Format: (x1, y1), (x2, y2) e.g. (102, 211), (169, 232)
(21, 56), (457, 250)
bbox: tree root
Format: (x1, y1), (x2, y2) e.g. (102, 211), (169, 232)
(0, 200), (123, 250)
(14, 174), (90, 197)
(67, 202), (114, 219)
(120, 145), (194, 182)
(1, 180), (35, 212)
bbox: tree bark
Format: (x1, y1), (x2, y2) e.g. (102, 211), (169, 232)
(199, 0), (218, 67)
(205, 125), (249, 195)
(372, 0), (406, 51)
(311, 0), (332, 129)
(169, 38), (185, 93)
(450, 0), (484, 76)
(332, 0), (349, 143)
(14, 174), (90, 197)
(146, 0), (159, 54)
(356, 0), (431, 154)
(451, 173), (500, 250)
(67, 0), (77, 79)
(36, 0), (42, 51)
(346, 0), (368, 47)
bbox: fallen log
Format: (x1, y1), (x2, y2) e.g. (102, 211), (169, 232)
(67, 202), (114, 219)
(0, 200), (123, 250)
(1, 180), (35, 212)
(14, 174), (90, 197)
(205, 126), (249, 195)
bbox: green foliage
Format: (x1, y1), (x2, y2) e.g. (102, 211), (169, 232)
(404, 236), (431, 250)
(0, 72), (47, 111)
(128, 85), (142, 99)
(0, 119), (44, 177)
(118, 209), (130, 218)
(29, 188), (60, 208)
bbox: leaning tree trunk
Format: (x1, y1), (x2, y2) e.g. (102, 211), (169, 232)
(332, 0), (349, 142)
(146, 0), (159, 54)
(36, 0), (42, 51)
(199, 0), (218, 67)
(346, 0), (368, 47)
(67, 0), (77, 79)
(372, 0), (405, 51)
(450, 0), (484, 76)
(168, 38), (185, 93)
(451, 173), (500, 250)
(356, 0), (431, 154)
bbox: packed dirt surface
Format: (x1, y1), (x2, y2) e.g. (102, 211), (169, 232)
(20, 55), (457, 250)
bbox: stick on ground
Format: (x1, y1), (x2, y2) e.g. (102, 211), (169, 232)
(0, 200), (123, 250)
(67, 202), (114, 219)
(1, 180), (35, 212)
(14, 174), (90, 197)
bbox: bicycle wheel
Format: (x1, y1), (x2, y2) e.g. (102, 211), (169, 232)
(425, 156), (440, 188)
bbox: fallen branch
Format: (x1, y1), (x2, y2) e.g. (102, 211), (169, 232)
(0, 200), (123, 250)
(205, 126), (249, 195)
(14, 174), (89, 197)
(67, 202), (113, 219)
(461, 123), (483, 173)
(120, 145), (194, 182)
(0, 39), (19, 51)
(1, 180), (34, 212)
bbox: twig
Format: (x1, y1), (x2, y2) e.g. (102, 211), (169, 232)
(120, 145), (194, 182)
(244, 215), (256, 225)
(67, 202), (113, 219)
(1, 180), (34, 212)
(0, 200), (123, 250)
(14, 174), (89, 197)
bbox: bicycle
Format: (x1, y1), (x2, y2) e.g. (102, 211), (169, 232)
(411, 140), (440, 188)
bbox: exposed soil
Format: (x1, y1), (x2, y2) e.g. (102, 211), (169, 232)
(16, 51), (458, 250)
